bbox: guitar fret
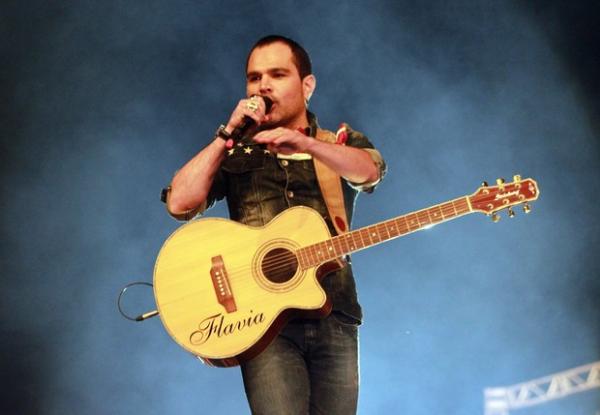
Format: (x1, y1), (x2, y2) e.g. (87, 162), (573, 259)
(364, 227), (373, 245)
(438, 205), (446, 219)
(398, 217), (406, 233)
(398, 217), (407, 234)
(442, 202), (454, 218)
(425, 209), (433, 224)
(355, 231), (362, 249)
(386, 221), (396, 238)
(371, 226), (381, 243)
(418, 211), (429, 226)
(400, 218), (409, 234)
(451, 200), (458, 216)
(340, 233), (350, 253)
(326, 240), (333, 261)
(310, 244), (319, 264)
(324, 240), (334, 260)
(346, 232), (356, 251)
(417, 212), (425, 227)
(323, 241), (331, 258)
(298, 247), (306, 268)
(358, 228), (368, 249)
(437, 205), (446, 220)
(408, 214), (418, 231)
(323, 241), (331, 259)
(357, 228), (365, 246)
(430, 206), (443, 222)
(399, 220), (406, 234)
(380, 222), (390, 240)
(301, 196), (486, 268)
(314, 242), (322, 261)
(341, 235), (349, 252)
(416, 211), (424, 227)
(305, 247), (312, 266)
(334, 236), (343, 257)
(304, 247), (311, 266)
(302, 247), (309, 267)
(357, 231), (364, 248)
(375, 223), (389, 241)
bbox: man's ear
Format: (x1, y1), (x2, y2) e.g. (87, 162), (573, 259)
(303, 74), (316, 103)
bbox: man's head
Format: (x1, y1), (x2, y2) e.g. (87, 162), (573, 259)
(246, 35), (312, 80)
(245, 35), (316, 129)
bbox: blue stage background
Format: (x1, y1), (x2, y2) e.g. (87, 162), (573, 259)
(2, 1), (598, 414)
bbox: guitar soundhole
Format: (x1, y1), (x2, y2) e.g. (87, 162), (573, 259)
(262, 248), (298, 284)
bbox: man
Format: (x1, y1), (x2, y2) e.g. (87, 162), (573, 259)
(164, 35), (385, 414)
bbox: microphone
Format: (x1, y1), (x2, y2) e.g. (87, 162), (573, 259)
(230, 96), (273, 142)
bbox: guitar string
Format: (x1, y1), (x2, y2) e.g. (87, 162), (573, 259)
(211, 200), (472, 276)
(156, 196), (520, 304)
(234, 198), (471, 275)
(156, 192), (531, 305)
(210, 201), (472, 277)
(156, 209), (466, 306)
(171, 191), (525, 282)
(159, 201), (473, 288)
(172, 194), (514, 279)
(156, 198), (508, 298)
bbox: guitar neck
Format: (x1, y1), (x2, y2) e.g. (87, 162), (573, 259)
(297, 196), (472, 268)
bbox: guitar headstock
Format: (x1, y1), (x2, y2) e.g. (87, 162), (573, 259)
(469, 175), (540, 221)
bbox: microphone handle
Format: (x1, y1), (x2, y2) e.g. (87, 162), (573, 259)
(230, 96), (273, 141)
(230, 116), (255, 141)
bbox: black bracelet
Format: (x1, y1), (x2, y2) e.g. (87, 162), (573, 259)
(215, 124), (231, 141)
(160, 186), (171, 203)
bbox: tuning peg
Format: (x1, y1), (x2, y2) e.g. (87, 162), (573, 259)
(508, 207), (515, 218)
(523, 203), (531, 214)
(496, 178), (505, 186)
(513, 174), (521, 182)
(491, 213), (500, 223)
(481, 181), (488, 187)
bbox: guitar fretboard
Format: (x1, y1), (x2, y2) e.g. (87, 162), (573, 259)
(297, 196), (471, 268)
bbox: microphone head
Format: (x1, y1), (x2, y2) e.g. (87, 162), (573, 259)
(261, 96), (273, 114)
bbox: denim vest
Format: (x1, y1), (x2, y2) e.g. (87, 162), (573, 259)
(205, 113), (385, 323)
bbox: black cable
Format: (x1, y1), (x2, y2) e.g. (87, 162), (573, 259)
(117, 281), (158, 322)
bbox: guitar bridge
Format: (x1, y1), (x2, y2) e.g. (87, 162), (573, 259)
(210, 255), (237, 313)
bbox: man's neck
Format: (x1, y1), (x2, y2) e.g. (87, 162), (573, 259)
(280, 111), (310, 131)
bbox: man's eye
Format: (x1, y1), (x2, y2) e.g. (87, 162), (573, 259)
(248, 76), (260, 82)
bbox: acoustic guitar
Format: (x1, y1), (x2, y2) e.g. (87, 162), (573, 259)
(153, 176), (539, 367)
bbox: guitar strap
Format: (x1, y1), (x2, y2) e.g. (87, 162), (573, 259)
(314, 128), (349, 235)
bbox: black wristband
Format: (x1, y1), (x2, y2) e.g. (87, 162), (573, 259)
(215, 124), (231, 141)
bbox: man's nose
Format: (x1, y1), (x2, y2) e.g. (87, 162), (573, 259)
(259, 77), (272, 93)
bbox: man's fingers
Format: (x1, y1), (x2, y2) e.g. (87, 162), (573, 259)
(254, 128), (281, 142)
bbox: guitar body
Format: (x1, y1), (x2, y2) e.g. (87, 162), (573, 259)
(153, 206), (341, 367)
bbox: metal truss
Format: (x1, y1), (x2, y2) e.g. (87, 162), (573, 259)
(484, 361), (600, 415)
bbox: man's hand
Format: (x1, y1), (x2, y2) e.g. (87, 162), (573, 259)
(225, 96), (270, 133)
(253, 127), (313, 155)
(257, 128), (379, 184)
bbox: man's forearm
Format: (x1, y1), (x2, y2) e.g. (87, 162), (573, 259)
(168, 138), (227, 214)
(306, 139), (379, 184)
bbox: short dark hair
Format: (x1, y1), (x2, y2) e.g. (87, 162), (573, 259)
(246, 35), (312, 79)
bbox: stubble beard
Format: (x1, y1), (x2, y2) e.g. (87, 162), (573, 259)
(260, 103), (307, 131)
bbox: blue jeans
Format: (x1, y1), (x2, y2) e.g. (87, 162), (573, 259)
(240, 314), (359, 415)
